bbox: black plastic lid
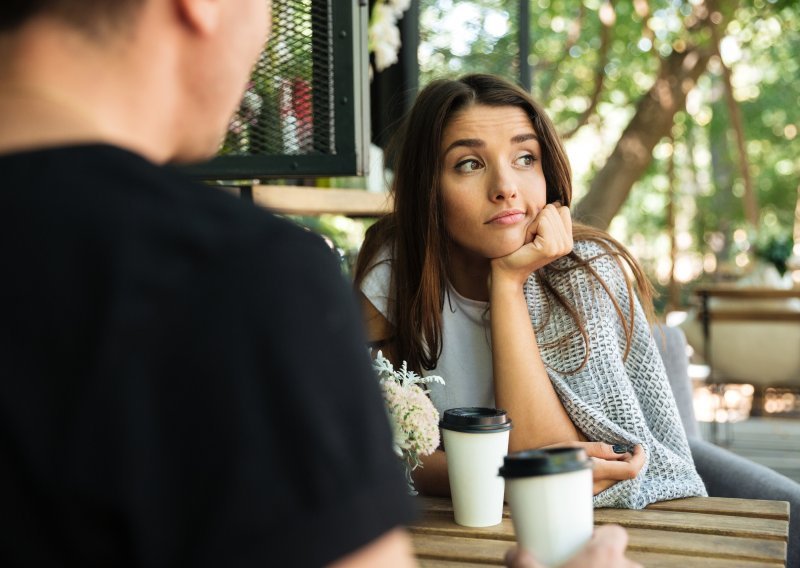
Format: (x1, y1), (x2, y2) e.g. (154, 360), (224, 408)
(440, 407), (512, 433)
(498, 447), (592, 478)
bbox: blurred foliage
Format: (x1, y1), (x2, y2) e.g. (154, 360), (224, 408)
(290, 214), (375, 276)
(753, 225), (795, 275)
(417, 0), (800, 306)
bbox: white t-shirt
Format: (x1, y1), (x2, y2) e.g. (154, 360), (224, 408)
(360, 250), (495, 415)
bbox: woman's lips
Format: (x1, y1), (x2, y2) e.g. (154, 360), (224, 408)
(486, 210), (525, 225)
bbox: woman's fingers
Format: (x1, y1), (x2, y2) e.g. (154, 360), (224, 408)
(558, 205), (574, 249)
(592, 456), (640, 482)
(591, 446), (645, 496)
(531, 204), (572, 256)
(537, 441), (645, 496)
(554, 441), (639, 462)
(594, 445), (645, 479)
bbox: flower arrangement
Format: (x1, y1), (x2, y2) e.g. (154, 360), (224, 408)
(368, 0), (412, 73)
(372, 351), (444, 494)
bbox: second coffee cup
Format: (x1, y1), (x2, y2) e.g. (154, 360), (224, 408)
(440, 407), (513, 527)
(499, 447), (594, 566)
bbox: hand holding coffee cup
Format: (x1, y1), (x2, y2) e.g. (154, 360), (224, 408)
(504, 524), (642, 568)
(440, 407), (513, 527)
(499, 447), (594, 567)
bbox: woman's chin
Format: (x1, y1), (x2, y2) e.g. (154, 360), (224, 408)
(489, 235), (529, 259)
(488, 245), (525, 260)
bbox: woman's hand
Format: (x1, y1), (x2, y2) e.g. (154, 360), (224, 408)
(490, 203), (573, 288)
(543, 442), (646, 495)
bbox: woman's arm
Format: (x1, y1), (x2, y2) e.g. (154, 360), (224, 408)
(359, 292), (398, 363)
(489, 204), (583, 451)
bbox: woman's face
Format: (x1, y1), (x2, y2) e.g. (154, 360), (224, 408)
(439, 104), (548, 263)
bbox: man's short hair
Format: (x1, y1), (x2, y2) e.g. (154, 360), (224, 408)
(0, 0), (144, 35)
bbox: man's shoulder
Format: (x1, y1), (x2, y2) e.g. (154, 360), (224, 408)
(2, 143), (336, 286)
(6, 143), (324, 248)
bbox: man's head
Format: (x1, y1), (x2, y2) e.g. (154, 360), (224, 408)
(0, 0), (272, 163)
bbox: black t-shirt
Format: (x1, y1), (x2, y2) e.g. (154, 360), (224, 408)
(0, 145), (415, 567)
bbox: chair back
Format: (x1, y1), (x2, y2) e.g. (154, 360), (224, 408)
(652, 324), (700, 439)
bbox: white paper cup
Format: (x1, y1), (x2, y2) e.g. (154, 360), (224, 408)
(441, 407), (512, 527)
(499, 448), (594, 566)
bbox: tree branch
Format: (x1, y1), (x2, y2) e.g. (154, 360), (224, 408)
(573, 46), (713, 229)
(560, 1), (615, 140)
(709, 6), (759, 228)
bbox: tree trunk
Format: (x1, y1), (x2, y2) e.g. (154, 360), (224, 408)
(708, 6), (759, 230)
(574, 48), (712, 229)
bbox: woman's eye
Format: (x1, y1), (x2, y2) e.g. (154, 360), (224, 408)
(515, 154), (536, 167)
(455, 159), (482, 173)
(455, 159), (483, 173)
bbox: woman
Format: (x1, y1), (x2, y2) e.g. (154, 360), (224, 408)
(355, 74), (705, 508)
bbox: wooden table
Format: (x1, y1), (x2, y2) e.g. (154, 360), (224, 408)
(410, 496), (790, 567)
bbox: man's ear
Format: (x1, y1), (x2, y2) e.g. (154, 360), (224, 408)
(175, 0), (220, 35)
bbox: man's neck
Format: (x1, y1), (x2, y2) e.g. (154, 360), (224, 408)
(0, 18), (179, 163)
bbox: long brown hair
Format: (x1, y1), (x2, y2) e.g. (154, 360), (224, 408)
(354, 74), (654, 373)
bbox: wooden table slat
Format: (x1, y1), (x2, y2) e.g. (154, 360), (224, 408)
(418, 495), (789, 520)
(418, 560), (498, 567)
(645, 496), (790, 520)
(594, 508), (788, 540)
(627, 550), (784, 568)
(622, 527), (787, 562)
(409, 511), (514, 540)
(412, 533), (785, 568)
(418, 497), (788, 540)
(413, 533), (507, 565)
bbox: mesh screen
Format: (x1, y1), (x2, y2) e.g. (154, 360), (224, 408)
(220, 0), (334, 157)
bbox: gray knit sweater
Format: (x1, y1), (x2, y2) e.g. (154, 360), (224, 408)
(529, 240), (707, 508)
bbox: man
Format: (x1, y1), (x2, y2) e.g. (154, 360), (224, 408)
(0, 1), (416, 565)
(0, 1), (638, 566)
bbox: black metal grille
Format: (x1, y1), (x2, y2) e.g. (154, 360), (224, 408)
(220, 0), (333, 157)
(187, 0), (367, 180)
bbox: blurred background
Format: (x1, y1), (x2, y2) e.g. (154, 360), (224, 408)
(201, 0), (800, 480)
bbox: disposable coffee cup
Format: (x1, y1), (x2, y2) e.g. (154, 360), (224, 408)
(499, 447), (593, 566)
(440, 407), (512, 527)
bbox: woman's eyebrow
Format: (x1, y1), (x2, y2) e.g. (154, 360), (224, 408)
(443, 133), (539, 156)
(443, 138), (484, 155)
(511, 133), (539, 144)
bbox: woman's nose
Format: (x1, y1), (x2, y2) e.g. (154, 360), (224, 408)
(489, 166), (518, 201)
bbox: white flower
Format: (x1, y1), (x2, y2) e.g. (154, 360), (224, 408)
(368, 1), (412, 73)
(372, 351), (445, 493)
(388, 0), (412, 17)
(372, 38), (400, 72)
